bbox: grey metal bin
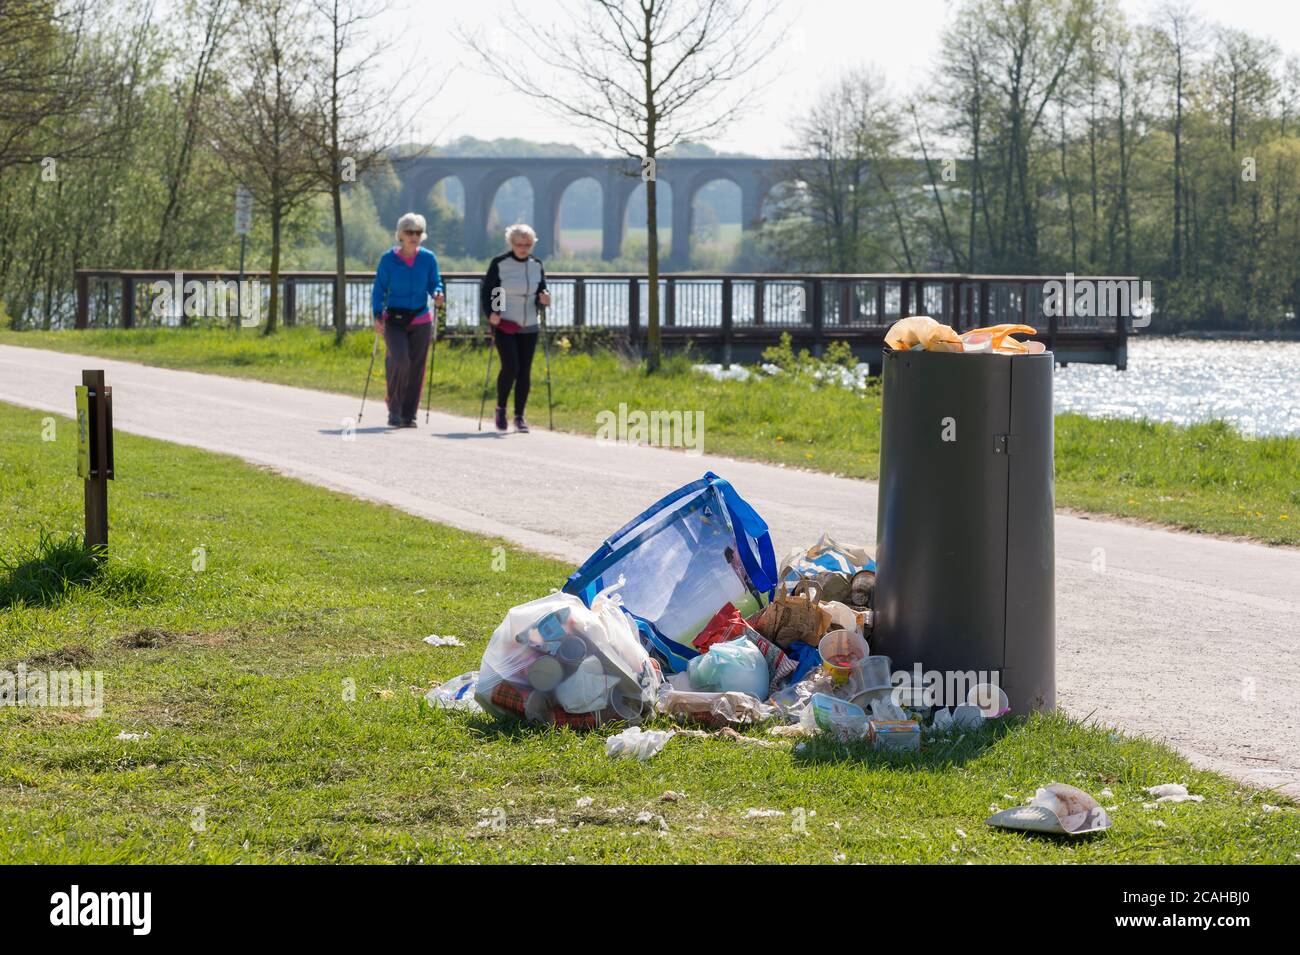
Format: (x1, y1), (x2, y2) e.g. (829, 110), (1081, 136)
(872, 348), (1055, 715)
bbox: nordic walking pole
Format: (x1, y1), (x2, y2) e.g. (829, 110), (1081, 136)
(359, 284), (389, 423)
(477, 326), (495, 431)
(540, 304), (554, 430)
(358, 323), (380, 423)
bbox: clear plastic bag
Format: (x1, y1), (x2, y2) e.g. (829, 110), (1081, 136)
(475, 578), (663, 728)
(657, 686), (776, 727)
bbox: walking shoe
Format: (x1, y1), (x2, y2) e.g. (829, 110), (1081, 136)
(494, 406), (508, 431)
(513, 415), (530, 433)
(401, 418), (418, 428)
(387, 414), (401, 428)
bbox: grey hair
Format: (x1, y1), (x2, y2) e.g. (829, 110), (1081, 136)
(504, 223), (536, 246)
(395, 212), (427, 242)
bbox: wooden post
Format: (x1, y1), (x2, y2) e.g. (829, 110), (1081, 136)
(876, 282), (886, 325)
(979, 281), (990, 326)
(284, 277), (297, 327)
(721, 276), (734, 368)
(574, 277), (586, 327)
(951, 279), (962, 331)
(628, 277), (640, 347)
(120, 275), (135, 329)
(810, 278), (823, 355)
(77, 370), (114, 553)
(915, 280), (925, 317)
(1115, 302), (1128, 370)
(900, 280), (910, 318)
(1045, 285), (1055, 361)
(75, 271), (89, 329)
(665, 276), (676, 327)
(754, 279), (765, 326)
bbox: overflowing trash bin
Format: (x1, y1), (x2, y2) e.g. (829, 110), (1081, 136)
(872, 344), (1056, 715)
(432, 318), (1057, 749)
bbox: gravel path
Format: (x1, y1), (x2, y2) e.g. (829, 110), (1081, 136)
(3, 343), (1297, 796)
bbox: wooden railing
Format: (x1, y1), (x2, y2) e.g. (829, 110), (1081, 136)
(67, 269), (1139, 367)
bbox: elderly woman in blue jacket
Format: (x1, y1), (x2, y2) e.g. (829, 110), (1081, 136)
(371, 212), (445, 428)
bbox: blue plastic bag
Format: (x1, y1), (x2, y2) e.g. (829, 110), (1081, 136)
(564, 472), (778, 673)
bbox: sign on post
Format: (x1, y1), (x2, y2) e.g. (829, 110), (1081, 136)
(234, 185), (253, 237)
(78, 370), (114, 551)
(75, 385), (91, 479)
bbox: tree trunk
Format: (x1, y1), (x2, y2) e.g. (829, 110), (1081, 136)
(645, 174), (661, 372)
(1172, 51), (1184, 275)
(265, 204), (281, 335)
(642, 4), (660, 373)
(1060, 111), (1078, 269)
(332, 176), (346, 344)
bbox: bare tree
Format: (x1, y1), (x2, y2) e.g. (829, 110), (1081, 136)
(209, 0), (321, 334)
(148, 0), (233, 269)
(465, 0), (781, 371)
(776, 69), (904, 272)
(0, 0), (107, 171)
(1152, 1), (1202, 276)
(302, 0), (433, 344)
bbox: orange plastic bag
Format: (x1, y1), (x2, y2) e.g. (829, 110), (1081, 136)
(884, 316), (963, 353)
(960, 324), (1038, 354)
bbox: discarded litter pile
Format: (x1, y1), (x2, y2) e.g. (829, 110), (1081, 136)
(430, 471), (1008, 754)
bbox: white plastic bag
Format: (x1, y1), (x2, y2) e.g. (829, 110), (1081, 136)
(425, 672), (483, 713)
(606, 726), (676, 761)
(475, 579), (663, 728)
(657, 686), (776, 727)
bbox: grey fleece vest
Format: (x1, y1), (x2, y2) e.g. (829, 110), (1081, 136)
(495, 255), (541, 329)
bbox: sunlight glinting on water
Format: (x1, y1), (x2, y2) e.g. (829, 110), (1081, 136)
(1053, 339), (1300, 437)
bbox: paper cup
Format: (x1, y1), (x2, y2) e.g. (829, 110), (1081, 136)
(853, 655), (893, 693)
(819, 629), (868, 684)
(557, 636), (588, 668)
(967, 682), (1010, 717)
(605, 692), (644, 723)
(953, 704), (984, 730)
(526, 655), (564, 691)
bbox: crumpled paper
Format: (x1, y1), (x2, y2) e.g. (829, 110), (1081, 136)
(1145, 783), (1204, 804)
(423, 634), (464, 647)
(606, 725), (675, 761)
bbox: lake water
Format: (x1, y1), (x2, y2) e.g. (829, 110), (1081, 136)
(1054, 338), (1300, 437)
(695, 337), (1300, 437)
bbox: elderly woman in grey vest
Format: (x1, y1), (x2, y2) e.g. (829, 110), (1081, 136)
(479, 223), (550, 432)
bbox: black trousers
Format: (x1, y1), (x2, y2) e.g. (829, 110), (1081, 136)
(383, 320), (433, 421)
(494, 329), (539, 415)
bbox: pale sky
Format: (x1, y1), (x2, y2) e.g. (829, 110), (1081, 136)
(376, 0), (1300, 158)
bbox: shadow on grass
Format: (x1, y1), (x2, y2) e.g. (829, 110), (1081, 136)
(0, 531), (166, 610)
(791, 715), (1019, 771)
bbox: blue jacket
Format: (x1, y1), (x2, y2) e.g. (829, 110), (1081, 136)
(371, 247), (443, 318)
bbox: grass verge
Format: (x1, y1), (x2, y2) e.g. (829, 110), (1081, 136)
(3, 326), (1296, 545)
(1, 399), (1295, 862)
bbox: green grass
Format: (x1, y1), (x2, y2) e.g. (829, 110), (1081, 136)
(1, 400), (1296, 863)
(2, 325), (1297, 545)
